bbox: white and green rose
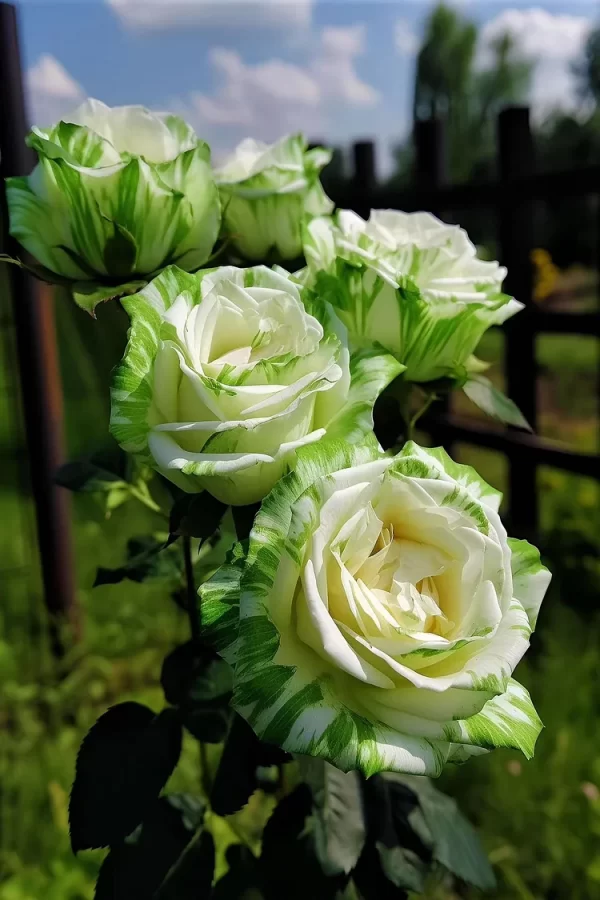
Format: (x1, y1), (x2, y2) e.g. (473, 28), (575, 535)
(215, 134), (333, 261)
(201, 440), (550, 776)
(6, 99), (220, 311)
(302, 209), (523, 383)
(110, 264), (403, 505)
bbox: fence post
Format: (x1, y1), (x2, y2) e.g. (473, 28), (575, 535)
(413, 119), (453, 450)
(497, 106), (538, 538)
(0, 2), (79, 650)
(352, 141), (376, 218)
(414, 118), (448, 192)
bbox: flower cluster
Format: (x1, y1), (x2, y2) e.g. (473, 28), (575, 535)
(7, 101), (550, 777)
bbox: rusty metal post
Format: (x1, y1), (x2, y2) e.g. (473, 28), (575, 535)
(0, 2), (79, 649)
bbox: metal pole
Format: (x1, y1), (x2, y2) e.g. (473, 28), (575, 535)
(0, 2), (79, 649)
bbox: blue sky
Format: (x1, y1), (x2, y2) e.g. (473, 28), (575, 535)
(15, 0), (600, 174)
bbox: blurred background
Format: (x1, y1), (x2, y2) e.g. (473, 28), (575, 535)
(1, 1), (599, 898)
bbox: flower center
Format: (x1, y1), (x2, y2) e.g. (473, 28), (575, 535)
(328, 506), (453, 642)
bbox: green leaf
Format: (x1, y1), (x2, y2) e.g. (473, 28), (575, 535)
(260, 785), (344, 900)
(73, 278), (148, 315)
(387, 775), (496, 891)
(156, 829), (215, 899)
(300, 758), (367, 877)
(55, 443), (132, 493)
(161, 641), (234, 745)
(212, 845), (260, 900)
(210, 713), (291, 817)
(94, 794), (205, 900)
(70, 703), (182, 852)
(463, 375), (532, 430)
(94, 536), (182, 587)
(169, 492), (228, 541)
(353, 773), (430, 899)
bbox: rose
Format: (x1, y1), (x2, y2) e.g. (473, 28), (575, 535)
(302, 209), (523, 383)
(214, 134), (333, 261)
(6, 99), (220, 310)
(110, 264), (403, 505)
(201, 440), (550, 776)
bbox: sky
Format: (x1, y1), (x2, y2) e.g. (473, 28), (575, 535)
(14, 0), (600, 175)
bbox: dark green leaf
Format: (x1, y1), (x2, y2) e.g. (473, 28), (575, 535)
(300, 758), (366, 877)
(352, 843), (411, 900)
(161, 642), (234, 745)
(212, 845), (260, 900)
(70, 703), (182, 852)
(94, 794), (205, 900)
(386, 775), (496, 891)
(55, 443), (132, 493)
(169, 492), (228, 541)
(210, 714), (290, 816)
(463, 374), (532, 431)
(102, 795), (205, 898)
(94, 537), (182, 587)
(260, 785), (344, 900)
(156, 829), (215, 899)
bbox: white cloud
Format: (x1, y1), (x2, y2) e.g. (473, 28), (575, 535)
(108, 0), (313, 31)
(479, 7), (592, 116)
(395, 18), (420, 57)
(26, 55), (84, 127)
(180, 24), (379, 146)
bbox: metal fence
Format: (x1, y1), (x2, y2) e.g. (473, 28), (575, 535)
(0, 1), (599, 628)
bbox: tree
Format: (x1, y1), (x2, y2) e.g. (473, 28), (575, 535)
(573, 25), (600, 104)
(391, 3), (532, 185)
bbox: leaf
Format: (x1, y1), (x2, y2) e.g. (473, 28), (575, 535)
(463, 375), (532, 430)
(55, 443), (132, 493)
(212, 845), (260, 900)
(93, 794), (205, 900)
(260, 785), (344, 900)
(386, 775), (496, 891)
(73, 278), (148, 315)
(210, 713), (291, 817)
(161, 641), (234, 745)
(300, 758), (366, 877)
(352, 773), (430, 899)
(70, 703), (182, 852)
(94, 536), (182, 587)
(169, 492), (228, 541)
(352, 843), (412, 900)
(156, 829), (215, 899)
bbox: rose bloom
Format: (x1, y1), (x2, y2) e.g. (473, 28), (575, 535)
(110, 265), (402, 505)
(302, 210), (522, 383)
(201, 440), (550, 775)
(215, 134), (333, 261)
(7, 99), (220, 306)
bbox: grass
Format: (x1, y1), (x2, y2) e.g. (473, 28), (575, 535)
(0, 280), (599, 898)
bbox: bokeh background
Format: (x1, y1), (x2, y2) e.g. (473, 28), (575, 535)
(1, 1), (599, 898)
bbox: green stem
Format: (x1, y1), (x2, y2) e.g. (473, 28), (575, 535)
(129, 482), (168, 519)
(406, 392), (436, 441)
